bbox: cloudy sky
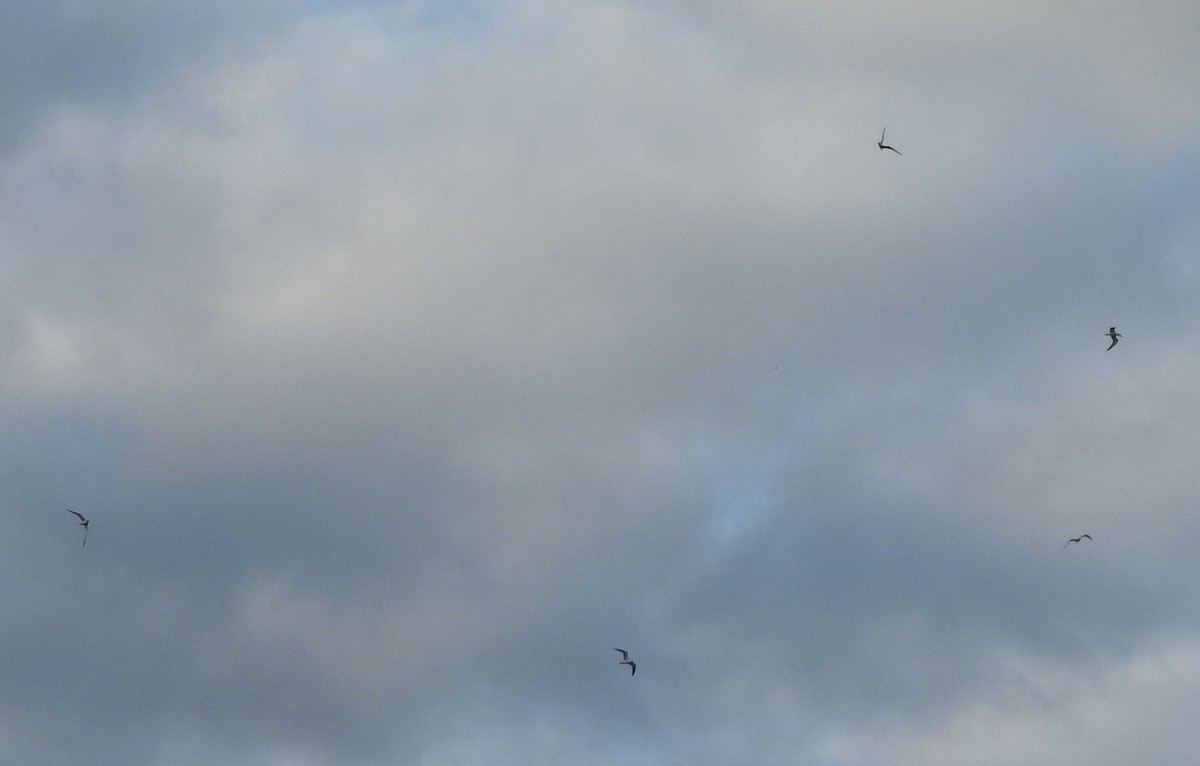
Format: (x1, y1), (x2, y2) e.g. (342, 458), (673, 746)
(1, 0), (1199, 763)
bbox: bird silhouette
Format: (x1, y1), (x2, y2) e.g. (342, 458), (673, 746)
(1106, 327), (1121, 351)
(1063, 534), (1092, 549)
(613, 648), (636, 676)
(878, 127), (901, 155)
(67, 509), (89, 548)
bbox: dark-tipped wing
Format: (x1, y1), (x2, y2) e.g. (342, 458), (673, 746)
(629, 662), (636, 675)
(1106, 337), (1118, 350)
(1080, 534), (1092, 540)
(613, 648), (628, 660)
(67, 509), (87, 522)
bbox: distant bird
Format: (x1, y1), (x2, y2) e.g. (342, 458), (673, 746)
(613, 648), (636, 676)
(1106, 327), (1121, 351)
(877, 127), (902, 155)
(67, 509), (89, 548)
(1063, 534), (1092, 549)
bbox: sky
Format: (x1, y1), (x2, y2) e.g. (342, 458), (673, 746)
(1, 0), (1199, 763)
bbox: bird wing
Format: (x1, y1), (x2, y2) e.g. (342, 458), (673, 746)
(67, 509), (87, 522)
(887, 146), (902, 155)
(613, 648), (628, 660)
(1081, 534), (1092, 540)
(629, 662), (636, 676)
(881, 128), (886, 142)
(1106, 338), (1118, 350)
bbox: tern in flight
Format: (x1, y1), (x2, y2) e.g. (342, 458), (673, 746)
(67, 509), (89, 548)
(1063, 534), (1092, 549)
(877, 128), (902, 155)
(613, 648), (636, 676)
(1106, 327), (1121, 351)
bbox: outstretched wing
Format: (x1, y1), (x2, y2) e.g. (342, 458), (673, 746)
(613, 648), (629, 660)
(67, 509), (87, 522)
(629, 662), (636, 676)
(1080, 534), (1092, 541)
(1106, 337), (1118, 350)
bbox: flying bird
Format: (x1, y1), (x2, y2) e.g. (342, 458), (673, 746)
(613, 648), (636, 676)
(1063, 534), (1092, 549)
(877, 127), (902, 155)
(1106, 327), (1121, 351)
(67, 509), (89, 548)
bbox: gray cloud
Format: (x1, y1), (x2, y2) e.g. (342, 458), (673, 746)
(0, 2), (293, 156)
(0, 0), (1198, 764)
